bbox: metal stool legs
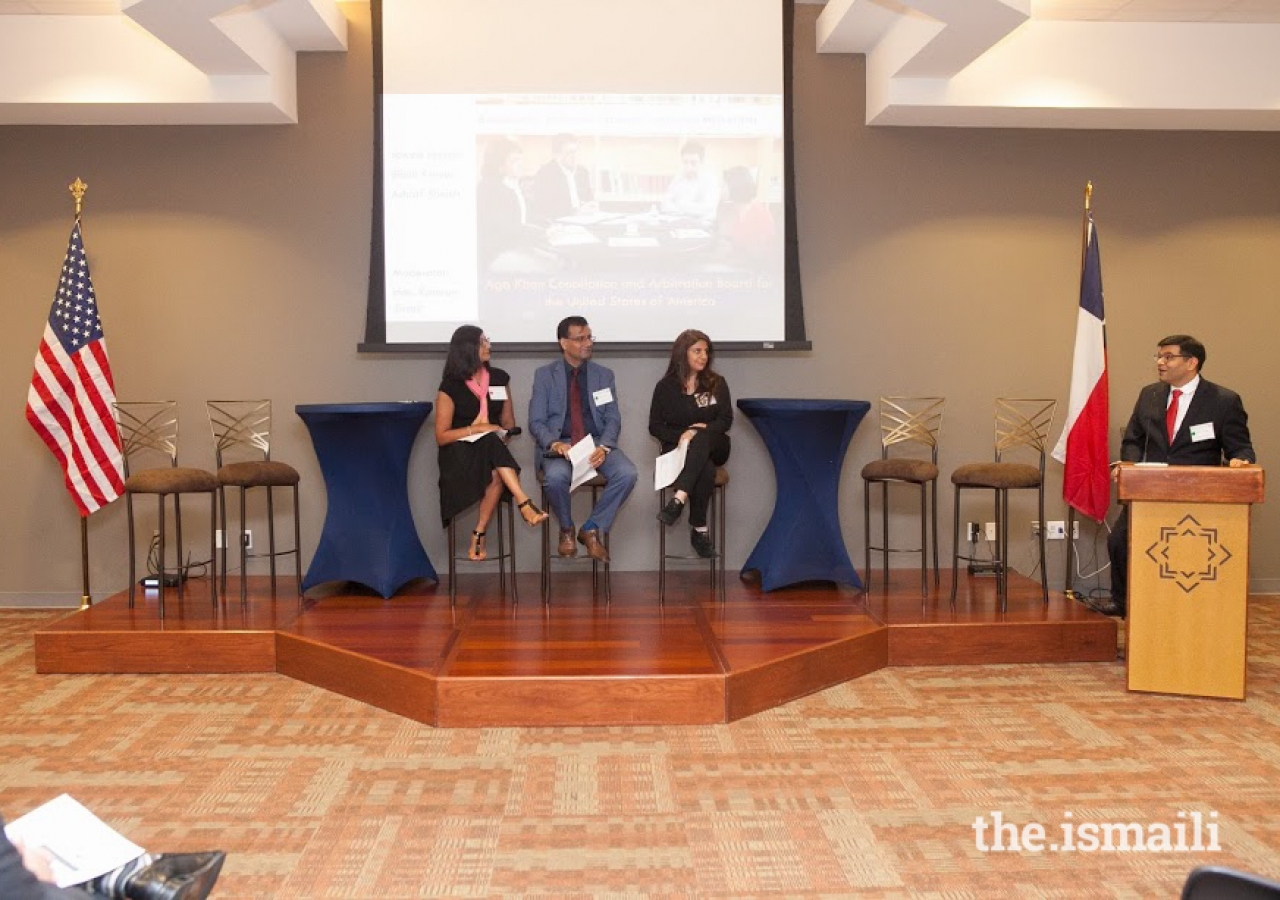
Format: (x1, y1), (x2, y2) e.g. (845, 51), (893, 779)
(863, 478), (935, 597)
(448, 497), (518, 606)
(658, 480), (726, 604)
(540, 481), (610, 605)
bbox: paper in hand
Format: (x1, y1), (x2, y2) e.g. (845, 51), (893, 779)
(4, 794), (146, 888)
(654, 444), (687, 491)
(567, 434), (598, 491)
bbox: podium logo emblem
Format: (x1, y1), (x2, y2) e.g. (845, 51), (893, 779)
(1144, 514), (1233, 594)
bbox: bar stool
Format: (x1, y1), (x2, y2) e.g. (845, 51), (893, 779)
(861, 397), (943, 597)
(447, 496), (517, 606)
(207, 400), (302, 604)
(538, 471), (611, 604)
(950, 398), (1057, 612)
(114, 401), (219, 619)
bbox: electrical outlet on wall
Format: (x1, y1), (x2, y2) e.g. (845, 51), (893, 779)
(984, 522), (997, 542)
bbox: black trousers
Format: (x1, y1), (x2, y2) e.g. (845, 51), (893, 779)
(671, 431), (730, 528)
(1107, 506), (1129, 610)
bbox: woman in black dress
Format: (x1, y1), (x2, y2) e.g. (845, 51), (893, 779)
(648, 329), (732, 558)
(436, 325), (547, 560)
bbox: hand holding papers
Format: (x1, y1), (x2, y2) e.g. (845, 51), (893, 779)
(567, 434), (598, 491)
(4, 794), (145, 888)
(459, 426), (508, 443)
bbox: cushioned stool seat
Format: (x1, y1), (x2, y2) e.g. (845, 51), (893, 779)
(216, 460), (300, 488)
(950, 462), (1040, 490)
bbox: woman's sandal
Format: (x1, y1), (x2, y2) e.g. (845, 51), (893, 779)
(517, 498), (549, 527)
(469, 530), (487, 561)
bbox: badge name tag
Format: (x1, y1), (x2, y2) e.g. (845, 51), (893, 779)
(592, 387), (614, 406)
(1189, 422), (1215, 442)
(488, 385), (508, 401)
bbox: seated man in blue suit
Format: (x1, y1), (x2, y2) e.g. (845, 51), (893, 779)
(1101, 334), (1255, 617)
(529, 316), (638, 561)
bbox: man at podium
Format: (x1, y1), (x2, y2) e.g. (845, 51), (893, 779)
(1102, 334), (1255, 617)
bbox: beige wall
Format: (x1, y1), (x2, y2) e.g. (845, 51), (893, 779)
(2, 4), (1277, 604)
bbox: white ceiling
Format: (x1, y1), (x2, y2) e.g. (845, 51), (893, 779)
(811, 0), (1280, 129)
(0, 0), (349, 124)
(1, 1), (1278, 128)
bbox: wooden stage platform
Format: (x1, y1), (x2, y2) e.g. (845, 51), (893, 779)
(34, 569), (1118, 727)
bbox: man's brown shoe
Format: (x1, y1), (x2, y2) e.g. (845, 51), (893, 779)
(557, 528), (577, 557)
(577, 528), (610, 562)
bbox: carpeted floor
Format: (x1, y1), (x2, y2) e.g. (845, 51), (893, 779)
(1, 601), (1277, 898)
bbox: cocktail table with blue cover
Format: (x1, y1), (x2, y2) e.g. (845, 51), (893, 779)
(736, 398), (871, 591)
(296, 402), (438, 598)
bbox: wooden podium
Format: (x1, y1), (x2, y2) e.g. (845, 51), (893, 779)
(1118, 465), (1265, 699)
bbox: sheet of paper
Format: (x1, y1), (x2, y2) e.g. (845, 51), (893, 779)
(4, 794), (146, 888)
(459, 427), (507, 443)
(568, 434), (598, 491)
(556, 211), (617, 226)
(607, 236), (660, 248)
(654, 444), (687, 491)
(547, 225), (601, 247)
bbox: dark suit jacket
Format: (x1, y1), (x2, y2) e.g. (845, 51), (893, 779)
(475, 177), (542, 267)
(1119, 378), (1254, 465)
(529, 161), (593, 223)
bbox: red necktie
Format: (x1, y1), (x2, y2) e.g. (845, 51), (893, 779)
(569, 368), (585, 444)
(1166, 388), (1182, 444)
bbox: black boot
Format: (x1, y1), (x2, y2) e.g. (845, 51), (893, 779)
(123, 851), (226, 900)
(657, 496), (685, 526)
(690, 528), (716, 559)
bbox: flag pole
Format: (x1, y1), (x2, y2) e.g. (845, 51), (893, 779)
(1065, 181), (1092, 596)
(70, 177), (93, 611)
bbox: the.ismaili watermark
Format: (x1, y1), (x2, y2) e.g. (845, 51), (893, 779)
(973, 810), (1221, 853)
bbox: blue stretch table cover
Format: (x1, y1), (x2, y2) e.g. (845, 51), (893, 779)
(296, 402), (438, 597)
(737, 398), (871, 591)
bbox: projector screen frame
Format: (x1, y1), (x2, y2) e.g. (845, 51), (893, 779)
(360, 0), (809, 354)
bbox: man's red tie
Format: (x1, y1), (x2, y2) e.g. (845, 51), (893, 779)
(569, 367), (585, 444)
(1166, 388), (1182, 444)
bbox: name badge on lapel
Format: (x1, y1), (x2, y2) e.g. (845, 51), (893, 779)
(488, 385), (508, 401)
(1189, 422), (1215, 443)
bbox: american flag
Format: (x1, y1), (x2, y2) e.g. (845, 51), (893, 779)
(25, 222), (126, 516)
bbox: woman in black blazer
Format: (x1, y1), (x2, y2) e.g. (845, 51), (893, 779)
(648, 329), (732, 558)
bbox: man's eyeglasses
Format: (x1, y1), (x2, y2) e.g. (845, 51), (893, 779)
(565, 334), (594, 344)
(1154, 353), (1188, 363)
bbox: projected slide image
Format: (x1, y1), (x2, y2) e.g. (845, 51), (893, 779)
(384, 94), (784, 343)
(376, 0), (791, 346)
(478, 134), (782, 273)
(477, 124), (783, 341)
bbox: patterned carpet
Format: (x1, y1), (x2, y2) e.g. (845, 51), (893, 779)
(2, 601), (1278, 898)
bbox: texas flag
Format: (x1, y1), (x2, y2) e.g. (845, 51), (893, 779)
(1051, 212), (1109, 522)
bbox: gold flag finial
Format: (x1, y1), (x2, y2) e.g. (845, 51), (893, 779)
(1084, 180), (1093, 212)
(69, 178), (88, 220)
